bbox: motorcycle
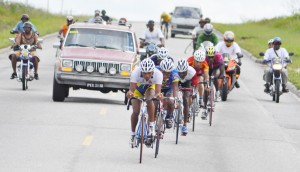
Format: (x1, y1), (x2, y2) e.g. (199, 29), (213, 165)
(259, 52), (294, 103)
(9, 38), (43, 90)
(139, 40), (159, 62)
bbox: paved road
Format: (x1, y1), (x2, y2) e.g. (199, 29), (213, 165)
(0, 22), (300, 172)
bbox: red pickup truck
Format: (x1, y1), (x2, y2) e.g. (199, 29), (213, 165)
(52, 22), (139, 103)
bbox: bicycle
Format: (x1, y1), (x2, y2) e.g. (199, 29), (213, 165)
(202, 76), (215, 126)
(127, 97), (158, 163)
(173, 87), (192, 144)
(161, 23), (168, 39)
(189, 87), (200, 132)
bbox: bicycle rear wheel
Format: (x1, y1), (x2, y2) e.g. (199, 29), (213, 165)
(209, 89), (214, 126)
(192, 99), (196, 132)
(175, 108), (181, 144)
(155, 112), (163, 158)
(139, 115), (144, 163)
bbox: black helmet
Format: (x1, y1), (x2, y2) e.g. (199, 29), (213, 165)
(23, 22), (32, 29)
(147, 20), (155, 25)
(21, 14), (29, 20)
(101, 10), (106, 15)
(205, 17), (211, 23)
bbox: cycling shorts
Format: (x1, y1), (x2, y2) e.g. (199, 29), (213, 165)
(134, 84), (155, 98)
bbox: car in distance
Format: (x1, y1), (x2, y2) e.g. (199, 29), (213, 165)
(52, 22), (139, 103)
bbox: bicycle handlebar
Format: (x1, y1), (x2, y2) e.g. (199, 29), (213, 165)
(126, 97), (160, 110)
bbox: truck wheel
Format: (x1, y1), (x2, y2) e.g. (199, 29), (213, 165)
(52, 75), (66, 102)
(171, 33), (175, 38)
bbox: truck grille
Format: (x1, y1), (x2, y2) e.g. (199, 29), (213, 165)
(177, 25), (195, 29)
(73, 60), (120, 73)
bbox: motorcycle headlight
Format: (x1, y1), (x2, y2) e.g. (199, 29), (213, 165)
(75, 64), (83, 72)
(120, 64), (131, 71)
(99, 66), (106, 74)
(273, 64), (282, 70)
(109, 67), (117, 75)
(62, 59), (73, 67)
(227, 66), (236, 71)
(86, 65), (94, 73)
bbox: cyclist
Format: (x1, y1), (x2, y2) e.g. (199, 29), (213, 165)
(9, 22), (42, 80)
(150, 47), (173, 66)
(205, 46), (225, 103)
(140, 20), (165, 48)
(176, 59), (198, 135)
(215, 31), (243, 88)
(58, 16), (74, 49)
(263, 37), (291, 93)
(160, 12), (171, 39)
(187, 50), (209, 112)
(127, 58), (163, 145)
(88, 10), (101, 23)
(196, 24), (218, 49)
(158, 58), (179, 128)
(192, 19), (206, 52)
(268, 39), (274, 48)
(10, 14), (38, 34)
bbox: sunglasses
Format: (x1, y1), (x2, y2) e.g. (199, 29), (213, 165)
(208, 56), (214, 59)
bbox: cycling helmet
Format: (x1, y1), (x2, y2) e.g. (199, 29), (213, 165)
(157, 47), (169, 59)
(177, 59), (189, 72)
(140, 58), (155, 72)
(162, 12), (167, 16)
(21, 14), (29, 20)
(206, 46), (216, 57)
(95, 10), (100, 14)
(194, 50), (206, 62)
(118, 18), (127, 25)
(273, 37), (282, 44)
(160, 58), (174, 72)
(146, 43), (157, 55)
(94, 16), (102, 23)
(268, 39), (274, 44)
(23, 22), (32, 29)
(204, 24), (213, 35)
(66, 16), (73, 22)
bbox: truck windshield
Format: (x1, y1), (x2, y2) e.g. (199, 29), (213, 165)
(174, 7), (201, 19)
(64, 28), (135, 52)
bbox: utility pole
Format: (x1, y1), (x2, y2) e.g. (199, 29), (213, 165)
(61, 0), (64, 15)
(47, 0), (49, 13)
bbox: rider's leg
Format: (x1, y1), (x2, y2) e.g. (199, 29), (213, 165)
(182, 90), (190, 126)
(235, 66), (241, 88)
(213, 69), (221, 101)
(281, 68), (289, 92)
(264, 68), (272, 92)
(145, 88), (155, 124)
(10, 54), (17, 74)
(198, 75), (204, 106)
(131, 99), (141, 134)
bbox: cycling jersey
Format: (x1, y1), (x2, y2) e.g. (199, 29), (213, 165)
(161, 14), (171, 23)
(60, 24), (69, 37)
(196, 33), (218, 49)
(130, 67), (163, 95)
(156, 66), (179, 90)
(205, 53), (224, 70)
(187, 56), (209, 75)
(179, 66), (198, 87)
(151, 54), (174, 66)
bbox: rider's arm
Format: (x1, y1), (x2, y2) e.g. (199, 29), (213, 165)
(158, 29), (165, 46)
(191, 73), (199, 87)
(212, 34), (219, 46)
(34, 34), (42, 49)
(15, 34), (21, 46)
(196, 34), (203, 50)
(30, 22), (37, 33)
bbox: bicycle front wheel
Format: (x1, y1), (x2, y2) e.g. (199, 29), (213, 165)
(209, 89), (214, 126)
(139, 115), (144, 163)
(175, 107), (181, 144)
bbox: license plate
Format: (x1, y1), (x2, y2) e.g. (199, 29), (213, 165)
(86, 83), (103, 88)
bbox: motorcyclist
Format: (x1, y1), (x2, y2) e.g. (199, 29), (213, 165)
(160, 12), (171, 39)
(196, 23), (218, 49)
(205, 46), (225, 102)
(101, 10), (110, 23)
(140, 20), (165, 48)
(263, 37), (291, 93)
(10, 14), (38, 34)
(88, 10), (101, 23)
(139, 42), (158, 62)
(192, 19), (206, 52)
(215, 31), (243, 88)
(118, 17), (127, 26)
(187, 50), (209, 112)
(9, 22), (42, 80)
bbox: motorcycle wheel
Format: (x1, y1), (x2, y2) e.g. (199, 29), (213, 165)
(22, 67), (28, 91)
(275, 80), (280, 103)
(221, 78), (228, 101)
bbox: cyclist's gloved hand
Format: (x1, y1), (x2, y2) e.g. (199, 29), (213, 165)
(155, 93), (163, 101)
(126, 90), (134, 99)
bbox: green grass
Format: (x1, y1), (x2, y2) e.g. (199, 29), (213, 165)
(0, 2), (88, 48)
(214, 14), (300, 89)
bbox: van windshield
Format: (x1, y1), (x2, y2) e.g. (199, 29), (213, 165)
(174, 7), (201, 19)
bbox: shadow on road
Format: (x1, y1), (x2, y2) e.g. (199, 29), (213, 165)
(63, 97), (125, 106)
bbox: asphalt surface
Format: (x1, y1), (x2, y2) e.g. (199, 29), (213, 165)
(0, 22), (300, 172)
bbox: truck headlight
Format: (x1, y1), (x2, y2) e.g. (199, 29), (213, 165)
(109, 67), (117, 75)
(120, 64), (131, 71)
(99, 66), (106, 74)
(86, 65), (94, 73)
(62, 59), (73, 67)
(75, 64), (83, 72)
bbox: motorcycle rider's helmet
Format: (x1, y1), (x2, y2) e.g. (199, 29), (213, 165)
(23, 22), (32, 29)
(204, 24), (213, 35)
(273, 37), (282, 45)
(157, 47), (169, 60)
(118, 18), (127, 26)
(146, 43), (157, 56)
(101, 10), (106, 15)
(206, 46), (216, 57)
(140, 58), (155, 72)
(21, 14), (29, 21)
(160, 58), (174, 72)
(147, 20), (155, 27)
(177, 59), (189, 72)
(205, 17), (211, 23)
(268, 39), (274, 45)
(94, 16), (102, 23)
(66, 16), (73, 22)
(194, 50), (206, 62)
(161, 12), (167, 16)
(224, 31), (235, 47)
(94, 10), (100, 16)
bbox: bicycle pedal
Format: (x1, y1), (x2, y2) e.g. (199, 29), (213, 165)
(181, 133), (187, 136)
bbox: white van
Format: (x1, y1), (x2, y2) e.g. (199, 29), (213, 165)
(170, 6), (202, 38)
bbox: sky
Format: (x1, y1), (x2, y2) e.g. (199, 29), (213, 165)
(7, 0), (300, 23)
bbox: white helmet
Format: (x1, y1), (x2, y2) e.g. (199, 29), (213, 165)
(176, 59), (189, 72)
(158, 47), (169, 59)
(140, 58), (155, 72)
(204, 23), (213, 35)
(66, 16), (74, 21)
(194, 50), (206, 62)
(160, 58), (174, 72)
(268, 39), (274, 44)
